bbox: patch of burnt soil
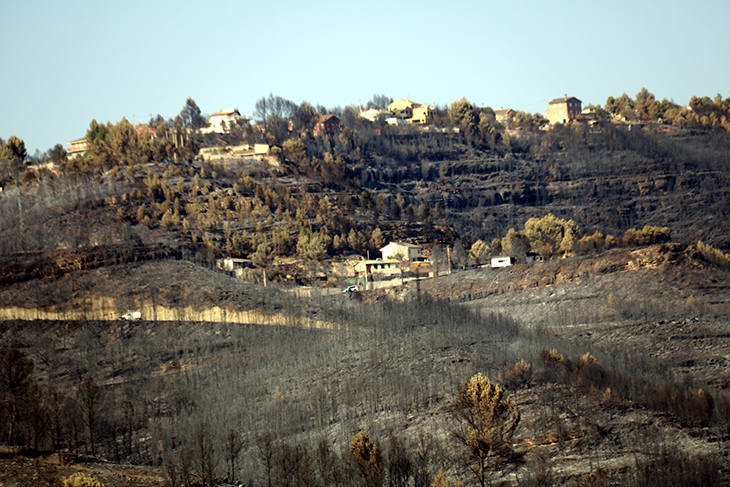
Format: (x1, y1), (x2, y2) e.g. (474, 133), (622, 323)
(0, 258), (300, 315)
(0, 448), (166, 487)
(392, 243), (730, 311)
(0, 244), (184, 287)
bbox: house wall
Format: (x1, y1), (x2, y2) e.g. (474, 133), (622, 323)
(370, 263), (401, 276)
(411, 106), (432, 124)
(407, 247), (421, 261)
(363, 279), (404, 290)
(392, 107), (413, 119)
(495, 109), (516, 123)
(381, 243), (422, 261)
(208, 114), (241, 133)
(491, 256), (514, 268)
(68, 138), (89, 153)
(355, 262), (401, 276)
(360, 109), (385, 122)
(217, 258), (252, 272)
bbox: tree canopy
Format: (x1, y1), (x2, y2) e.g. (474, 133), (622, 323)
(180, 97), (207, 131)
(450, 373), (520, 487)
(0, 136), (27, 163)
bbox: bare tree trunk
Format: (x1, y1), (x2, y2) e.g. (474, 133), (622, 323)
(77, 376), (100, 456)
(196, 422), (218, 486)
(225, 428), (245, 483)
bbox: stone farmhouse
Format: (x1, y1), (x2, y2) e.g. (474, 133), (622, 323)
(546, 95), (582, 124)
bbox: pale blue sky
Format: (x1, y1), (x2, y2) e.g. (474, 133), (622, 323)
(2, 0), (729, 153)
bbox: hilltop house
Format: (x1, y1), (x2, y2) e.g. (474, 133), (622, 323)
(216, 257), (253, 278)
(380, 241), (422, 263)
(359, 108), (387, 123)
(67, 137), (89, 159)
(546, 95), (582, 124)
(314, 114), (340, 136)
(495, 108), (516, 124)
(388, 99), (421, 120)
(410, 105), (433, 125)
(385, 98), (434, 125)
(202, 108), (245, 134)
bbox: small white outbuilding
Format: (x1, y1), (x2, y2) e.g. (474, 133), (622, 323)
(490, 255), (515, 268)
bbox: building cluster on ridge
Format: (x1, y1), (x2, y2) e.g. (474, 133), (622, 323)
(360, 95), (588, 127)
(67, 94), (586, 157)
(359, 98), (435, 126)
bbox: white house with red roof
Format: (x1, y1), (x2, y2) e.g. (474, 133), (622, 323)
(202, 108), (245, 134)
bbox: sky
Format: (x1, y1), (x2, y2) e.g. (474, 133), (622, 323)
(2, 0), (729, 154)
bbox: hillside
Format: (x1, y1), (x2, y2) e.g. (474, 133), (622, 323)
(1, 125), (730, 485)
(1, 125), (729, 289)
(392, 243), (730, 382)
(1, 241), (729, 485)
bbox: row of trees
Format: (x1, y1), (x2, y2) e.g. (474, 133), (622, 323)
(0, 147), (451, 281)
(246, 93), (549, 165)
(0, 342), (523, 487)
(5, 88), (728, 184)
(464, 213), (672, 265)
(71, 98), (211, 175)
(1, 97), (210, 185)
(0, 290), (529, 483)
(604, 88), (730, 131)
(4, 322), (727, 486)
(0, 349), (105, 457)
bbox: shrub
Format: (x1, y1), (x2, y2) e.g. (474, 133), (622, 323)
(450, 374), (520, 487)
(535, 349), (725, 427)
(523, 213), (579, 258)
(538, 349), (563, 369)
(577, 232), (604, 254)
(622, 225), (671, 247)
(350, 432), (383, 487)
(59, 473), (105, 487)
(696, 241), (730, 268)
(622, 448), (722, 487)
(431, 471), (464, 487)
(500, 359), (533, 389)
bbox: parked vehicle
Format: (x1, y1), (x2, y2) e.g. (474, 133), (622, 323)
(342, 285), (358, 293)
(121, 311), (142, 320)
